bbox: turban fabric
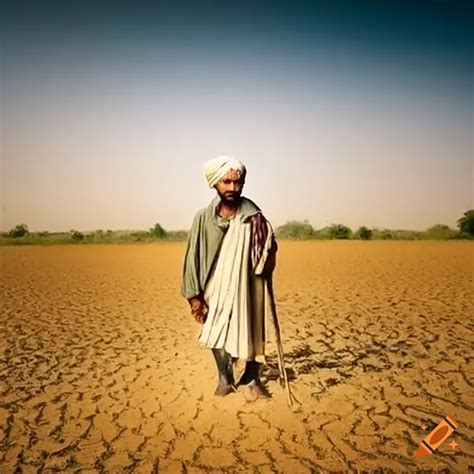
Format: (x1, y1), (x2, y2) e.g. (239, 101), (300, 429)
(203, 155), (246, 188)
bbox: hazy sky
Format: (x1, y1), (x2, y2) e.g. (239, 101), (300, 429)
(1, 0), (472, 232)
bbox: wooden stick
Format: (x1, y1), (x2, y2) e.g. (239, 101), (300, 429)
(266, 275), (299, 407)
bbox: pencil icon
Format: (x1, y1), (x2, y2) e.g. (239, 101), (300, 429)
(415, 416), (459, 459)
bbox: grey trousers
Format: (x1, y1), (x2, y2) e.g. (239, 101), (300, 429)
(211, 348), (260, 386)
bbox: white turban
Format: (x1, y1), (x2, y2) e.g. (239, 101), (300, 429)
(203, 155), (246, 188)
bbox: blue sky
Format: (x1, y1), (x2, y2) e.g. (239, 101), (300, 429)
(1, 0), (472, 232)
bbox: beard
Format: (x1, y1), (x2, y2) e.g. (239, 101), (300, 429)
(216, 189), (242, 206)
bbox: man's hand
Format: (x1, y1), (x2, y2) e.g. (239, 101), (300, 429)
(188, 295), (208, 324)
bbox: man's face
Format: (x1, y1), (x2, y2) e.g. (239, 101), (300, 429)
(215, 169), (245, 205)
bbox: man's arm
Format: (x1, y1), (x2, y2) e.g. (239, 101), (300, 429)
(181, 211), (209, 323)
(181, 212), (203, 300)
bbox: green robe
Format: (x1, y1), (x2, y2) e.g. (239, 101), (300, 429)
(180, 194), (262, 300)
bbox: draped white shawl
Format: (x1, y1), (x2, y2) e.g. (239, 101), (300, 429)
(197, 209), (272, 361)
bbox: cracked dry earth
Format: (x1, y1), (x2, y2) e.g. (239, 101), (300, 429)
(1, 241), (473, 473)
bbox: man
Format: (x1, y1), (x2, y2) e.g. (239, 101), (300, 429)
(181, 155), (278, 400)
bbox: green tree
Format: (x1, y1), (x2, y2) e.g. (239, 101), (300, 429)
(356, 226), (373, 240)
(131, 230), (150, 241)
(166, 230), (189, 240)
(7, 223), (29, 238)
(150, 223), (167, 238)
(457, 209), (474, 237)
(275, 220), (314, 239)
(424, 224), (458, 240)
(314, 226), (332, 239)
(328, 223), (352, 240)
(70, 230), (84, 241)
(381, 229), (394, 240)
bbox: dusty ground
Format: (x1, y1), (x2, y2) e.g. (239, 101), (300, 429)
(1, 241), (473, 473)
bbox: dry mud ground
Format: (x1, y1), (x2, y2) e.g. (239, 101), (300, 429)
(1, 241), (473, 473)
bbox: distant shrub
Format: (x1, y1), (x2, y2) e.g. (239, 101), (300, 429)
(379, 229), (394, 240)
(313, 226), (331, 239)
(131, 231), (150, 241)
(275, 220), (315, 239)
(70, 230), (84, 241)
(423, 224), (458, 240)
(355, 226), (373, 240)
(150, 223), (167, 239)
(166, 230), (189, 241)
(8, 224), (29, 238)
(328, 223), (352, 240)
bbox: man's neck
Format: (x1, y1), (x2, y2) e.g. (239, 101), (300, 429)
(218, 200), (241, 219)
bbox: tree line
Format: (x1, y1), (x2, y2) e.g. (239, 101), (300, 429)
(1, 210), (473, 244)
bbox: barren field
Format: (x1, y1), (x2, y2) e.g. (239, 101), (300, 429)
(1, 241), (473, 473)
